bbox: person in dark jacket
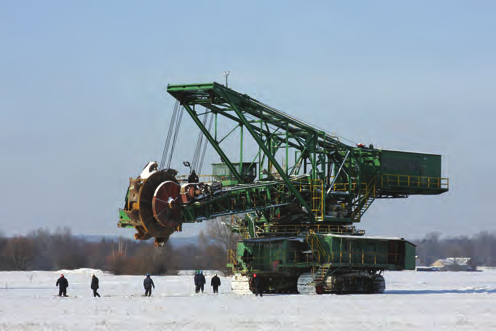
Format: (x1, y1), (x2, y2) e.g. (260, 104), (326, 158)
(193, 270), (200, 293)
(199, 271), (206, 293)
(194, 270), (204, 293)
(194, 270), (200, 293)
(143, 273), (155, 297)
(211, 273), (221, 293)
(91, 274), (100, 297)
(253, 273), (263, 297)
(56, 274), (69, 297)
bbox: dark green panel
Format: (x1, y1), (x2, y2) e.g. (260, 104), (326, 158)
(379, 150), (448, 195)
(318, 234), (413, 270)
(404, 242), (417, 270)
(381, 150), (442, 177)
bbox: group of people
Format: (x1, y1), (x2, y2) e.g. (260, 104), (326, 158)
(56, 274), (100, 297)
(55, 271), (223, 298)
(193, 270), (221, 294)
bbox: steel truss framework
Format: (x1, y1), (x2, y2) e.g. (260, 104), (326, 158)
(167, 82), (381, 229)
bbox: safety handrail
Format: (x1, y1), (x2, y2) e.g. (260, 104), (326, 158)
(381, 174), (449, 189)
(308, 230), (328, 263)
(351, 176), (377, 220)
(227, 249), (237, 265)
(258, 224), (362, 235)
(336, 249), (400, 266)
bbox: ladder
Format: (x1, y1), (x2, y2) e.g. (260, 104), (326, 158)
(310, 179), (324, 221)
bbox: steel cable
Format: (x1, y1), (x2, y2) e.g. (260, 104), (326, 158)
(191, 112), (209, 172)
(198, 112), (214, 174)
(166, 105), (184, 169)
(160, 100), (179, 169)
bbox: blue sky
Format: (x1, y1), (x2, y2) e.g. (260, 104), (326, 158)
(0, 1), (494, 240)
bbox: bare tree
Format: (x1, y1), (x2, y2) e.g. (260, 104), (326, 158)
(207, 216), (241, 254)
(207, 216), (241, 274)
(5, 237), (36, 270)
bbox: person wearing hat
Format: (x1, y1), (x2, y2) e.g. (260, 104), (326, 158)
(143, 273), (155, 297)
(91, 274), (100, 297)
(253, 273), (262, 297)
(56, 274), (69, 297)
(211, 273), (221, 294)
(194, 270), (202, 294)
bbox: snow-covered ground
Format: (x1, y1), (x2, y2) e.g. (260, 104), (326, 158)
(1, 269), (495, 330)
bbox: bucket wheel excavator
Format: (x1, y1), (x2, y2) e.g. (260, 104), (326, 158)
(118, 82), (449, 294)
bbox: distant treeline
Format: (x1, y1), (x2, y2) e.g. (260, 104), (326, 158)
(0, 220), (236, 275)
(413, 231), (496, 266)
(1, 226), (495, 273)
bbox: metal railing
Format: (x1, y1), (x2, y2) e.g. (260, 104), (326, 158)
(178, 173), (449, 191)
(257, 224), (362, 235)
(336, 250), (399, 266)
(176, 175), (226, 183)
(351, 177), (377, 220)
(227, 249), (237, 266)
(381, 174), (449, 190)
(307, 230), (328, 263)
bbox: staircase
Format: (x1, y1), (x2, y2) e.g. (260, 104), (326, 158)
(352, 177), (377, 222)
(313, 264), (331, 284)
(308, 230), (327, 263)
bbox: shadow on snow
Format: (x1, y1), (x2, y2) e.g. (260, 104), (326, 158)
(386, 289), (496, 295)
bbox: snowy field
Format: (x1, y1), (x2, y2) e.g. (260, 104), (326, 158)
(1, 269), (495, 331)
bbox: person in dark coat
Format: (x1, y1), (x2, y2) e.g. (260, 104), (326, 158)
(253, 273), (263, 297)
(194, 270), (206, 293)
(199, 271), (206, 293)
(91, 274), (100, 297)
(194, 270), (201, 293)
(211, 273), (221, 293)
(143, 273), (155, 297)
(56, 274), (69, 297)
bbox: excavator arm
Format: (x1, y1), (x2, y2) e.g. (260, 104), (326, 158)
(118, 82), (448, 247)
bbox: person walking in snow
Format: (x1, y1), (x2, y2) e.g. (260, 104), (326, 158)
(91, 274), (100, 297)
(56, 274), (69, 297)
(199, 271), (206, 293)
(211, 273), (221, 293)
(194, 270), (203, 293)
(253, 273), (263, 297)
(143, 273), (155, 297)
(194, 270), (206, 293)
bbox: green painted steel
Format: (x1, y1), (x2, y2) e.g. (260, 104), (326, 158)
(119, 81), (449, 293)
(118, 208), (133, 228)
(381, 150), (442, 178)
(235, 234), (416, 274)
(165, 82), (448, 228)
(379, 150), (448, 196)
